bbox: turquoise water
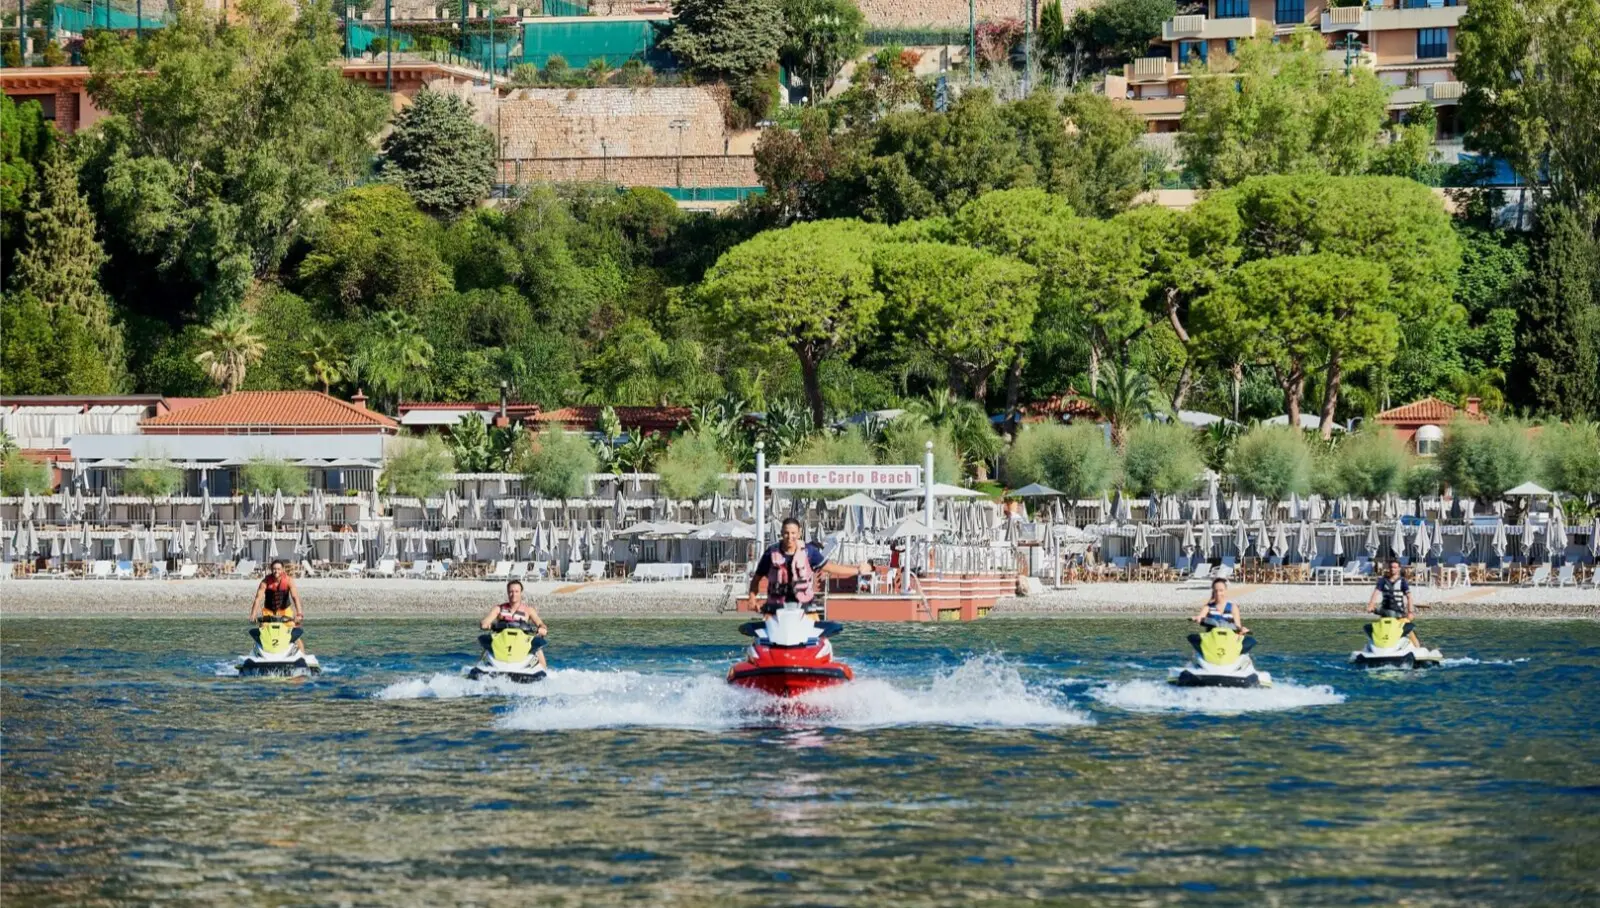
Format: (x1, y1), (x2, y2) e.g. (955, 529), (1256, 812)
(3, 618), (1597, 904)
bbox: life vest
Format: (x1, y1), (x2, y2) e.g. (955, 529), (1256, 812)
(765, 544), (815, 607)
(1376, 577), (1408, 613)
(1205, 599), (1237, 624)
(262, 575), (295, 618)
(497, 602), (532, 624)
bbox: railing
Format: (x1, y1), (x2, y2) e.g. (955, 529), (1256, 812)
(1132, 56), (1173, 80)
(1169, 14), (1207, 34)
(1429, 80), (1463, 101)
(1327, 5), (1364, 25)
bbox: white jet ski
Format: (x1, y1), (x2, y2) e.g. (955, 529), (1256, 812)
(467, 621), (547, 683)
(1169, 617), (1272, 688)
(1350, 609), (1442, 668)
(238, 615), (320, 676)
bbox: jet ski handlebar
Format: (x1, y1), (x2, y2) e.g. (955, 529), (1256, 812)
(491, 619), (540, 634)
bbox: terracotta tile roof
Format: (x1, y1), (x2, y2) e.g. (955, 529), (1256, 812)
(161, 397), (212, 414)
(398, 401), (541, 417)
(528, 405), (690, 434)
(1375, 397), (1486, 425)
(1020, 391), (1099, 421)
(141, 391), (398, 431)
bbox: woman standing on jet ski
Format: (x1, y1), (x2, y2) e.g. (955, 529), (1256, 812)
(479, 580), (548, 671)
(1191, 578), (1250, 635)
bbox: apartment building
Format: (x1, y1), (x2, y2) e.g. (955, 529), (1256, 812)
(1104, 0), (1467, 135)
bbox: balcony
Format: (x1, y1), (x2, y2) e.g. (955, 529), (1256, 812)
(1162, 15), (1261, 41)
(1429, 80), (1463, 100)
(1387, 85), (1428, 105)
(1120, 97), (1188, 118)
(1321, 3), (1467, 32)
(1128, 57), (1179, 82)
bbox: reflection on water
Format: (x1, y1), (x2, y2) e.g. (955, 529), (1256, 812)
(3, 618), (1597, 905)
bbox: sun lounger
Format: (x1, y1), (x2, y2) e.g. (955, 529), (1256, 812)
(88, 560), (114, 579)
(1522, 564), (1551, 586)
(1554, 564), (1575, 587)
(425, 561), (448, 580)
(226, 559), (257, 579)
(403, 559), (431, 579)
(367, 559), (397, 578)
(507, 561), (530, 580)
(586, 560), (607, 581)
(526, 560), (548, 581)
(176, 562), (199, 579)
(1212, 563), (1234, 582)
(485, 561), (514, 581)
(566, 561), (587, 582)
(114, 560), (135, 580)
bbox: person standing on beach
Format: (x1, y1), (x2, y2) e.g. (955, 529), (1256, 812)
(1368, 559), (1421, 648)
(251, 559), (306, 654)
(479, 580), (548, 670)
(746, 518), (870, 615)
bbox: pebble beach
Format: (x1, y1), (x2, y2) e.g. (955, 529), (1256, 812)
(2, 576), (1595, 619)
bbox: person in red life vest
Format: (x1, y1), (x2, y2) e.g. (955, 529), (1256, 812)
(745, 518), (871, 614)
(251, 559), (307, 654)
(479, 579), (549, 670)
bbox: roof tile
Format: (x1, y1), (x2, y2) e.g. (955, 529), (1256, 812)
(1374, 397), (1486, 425)
(141, 391), (397, 430)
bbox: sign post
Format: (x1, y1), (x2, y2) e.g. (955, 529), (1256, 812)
(754, 441), (766, 553)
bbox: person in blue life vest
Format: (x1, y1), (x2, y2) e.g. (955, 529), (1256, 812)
(1367, 558), (1422, 648)
(745, 518), (872, 614)
(1190, 577), (1254, 654)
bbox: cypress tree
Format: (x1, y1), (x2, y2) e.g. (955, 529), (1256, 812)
(1515, 205), (1600, 419)
(10, 142), (128, 388)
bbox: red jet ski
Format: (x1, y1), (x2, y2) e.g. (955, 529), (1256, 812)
(728, 605), (853, 697)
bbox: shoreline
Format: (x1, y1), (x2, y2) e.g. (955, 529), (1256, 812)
(1, 578), (1595, 620)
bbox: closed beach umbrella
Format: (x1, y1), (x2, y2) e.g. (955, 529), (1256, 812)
(131, 531), (146, 563)
(1253, 520), (1269, 557)
(469, 486), (482, 521)
(499, 519), (514, 557)
(1431, 519), (1445, 556)
(1296, 520), (1313, 561)
(1199, 520), (1214, 559)
(1391, 518), (1405, 560)
(340, 533), (357, 563)
(1364, 522), (1379, 558)
(1248, 497), (1263, 522)
(98, 487), (110, 523)
(207, 528), (221, 561)
(200, 479), (213, 522)
(1098, 492), (1111, 522)
(1181, 521), (1196, 557)
(1548, 513), (1567, 562)
(10, 520), (24, 558)
(192, 520), (206, 558)
(1519, 511), (1536, 561)
(1331, 526), (1344, 560)
(1591, 517), (1600, 556)
(1233, 521), (1247, 558)
(1132, 521), (1149, 558)
(466, 532), (480, 561)
(1272, 522), (1289, 559)
(20, 489), (33, 522)
(271, 490), (285, 525)
(1492, 521), (1508, 559)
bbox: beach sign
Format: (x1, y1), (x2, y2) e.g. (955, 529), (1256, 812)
(765, 465), (922, 490)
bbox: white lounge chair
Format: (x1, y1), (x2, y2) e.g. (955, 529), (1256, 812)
(1523, 564), (1551, 586)
(426, 561), (448, 580)
(403, 559), (431, 579)
(367, 559), (397, 578)
(89, 560), (115, 580)
(226, 559), (257, 579)
(175, 562), (199, 579)
(342, 562), (364, 577)
(526, 560), (547, 581)
(1341, 562), (1369, 583)
(586, 560), (607, 581)
(565, 561), (586, 582)
(485, 561), (514, 581)
(0, 562), (15, 581)
(1212, 563), (1234, 582)
(148, 562), (167, 580)
(1554, 564), (1576, 587)
(114, 560), (135, 580)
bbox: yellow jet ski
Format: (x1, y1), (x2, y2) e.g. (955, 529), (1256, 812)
(467, 621), (547, 683)
(239, 615), (321, 676)
(1350, 607), (1442, 668)
(1169, 617), (1271, 688)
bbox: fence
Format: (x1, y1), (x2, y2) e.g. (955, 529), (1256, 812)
(519, 17), (666, 67)
(51, 0), (169, 32)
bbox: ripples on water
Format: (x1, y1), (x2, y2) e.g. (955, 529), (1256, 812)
(3, 617), (1597, 905)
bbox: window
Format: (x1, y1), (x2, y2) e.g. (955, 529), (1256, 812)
(1226, 38), (1239, 55)
(1178, 40), (1208, 65)
(1417, 27), (1449, 58)
(1215, 0), (1249, 17)
(1415, 425), (1443, 457)
(1274, 0), (1304, 24)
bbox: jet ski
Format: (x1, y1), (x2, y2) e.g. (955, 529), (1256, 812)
(1350, 608), (1442, 668)
(238, 615), (320, 676)
(1169, 617), (1271, 688)
(728, 605), (853, 697)
(467, 620), (547, 683)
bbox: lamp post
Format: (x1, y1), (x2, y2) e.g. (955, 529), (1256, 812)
(669, 118), (688, 188)
(385, 0), (393, 91)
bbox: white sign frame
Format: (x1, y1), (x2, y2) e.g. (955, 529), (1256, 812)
(765, 465), (922, 490)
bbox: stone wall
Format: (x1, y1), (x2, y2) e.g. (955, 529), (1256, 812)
(858, 0), (1030, 28)
(483, 87), (728, 158)
(500, 154), (758, 187)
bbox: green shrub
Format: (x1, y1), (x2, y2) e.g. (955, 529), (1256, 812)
(0, 451), (51, 495)
(122, 460), (183, 498)
(239, 459), (311, 495)
(657, 430), (732, 500)
(1438, 418), (1534, 501)
(516, 430), (597, 499)
(1335, 429), (1408, 499)
(1005, 424), (1119, 500)
(881, 418), (960, 484)
(380, 436), (454, 499)
(1121, 423), (1203, 496)
(1231, 427), (1311, 501)
(1402, 460), (1444, 498)
(1539, 421), (1600, 497)
(786, 428), (876, 467)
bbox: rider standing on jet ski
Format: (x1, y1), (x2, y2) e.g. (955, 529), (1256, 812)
(1367, 559), (1421, 647)
(479, 580), (548, 671)
(746, 518), (871, 614)
(251, 559), (306, 654)
(1190, 577), (1250, 635)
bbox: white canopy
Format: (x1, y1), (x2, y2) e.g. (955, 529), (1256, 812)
(884, 511), (951, 539)
(1503, 482), (1553, 497)
(829, 492), (889, 509)
(889, 483), (985, 500)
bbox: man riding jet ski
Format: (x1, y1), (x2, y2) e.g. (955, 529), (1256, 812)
(727, 604), (852, 697)
(1352, 560), (1442, 668)
(1169, 578), (1271, 688)
(468, 580), (548, 682)
(240, 559), (320, 676)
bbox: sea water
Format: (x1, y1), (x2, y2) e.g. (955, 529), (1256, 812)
(3, 617), (1596, 904)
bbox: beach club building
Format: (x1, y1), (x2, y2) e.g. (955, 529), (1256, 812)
(1374, 396), (1486, 454)
(4, 391), (398, 494)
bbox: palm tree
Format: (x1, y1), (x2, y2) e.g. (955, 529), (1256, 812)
(193, 308), (265, 394)
(352, 311), (434, 413)
(300, 328), (348, 395)
(907, 389), (1002, 481)
(1092, 364), (1164, 452)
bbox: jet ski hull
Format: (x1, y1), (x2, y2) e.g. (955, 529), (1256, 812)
(1349, 648), (1443, 669)
(1170, 668), (1266, 688)
(728, 662), (852, 697)
(466, 663), (547, 683)
(238, 654), (321, 676)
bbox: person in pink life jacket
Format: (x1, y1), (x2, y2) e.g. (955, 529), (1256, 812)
(479, 580), (549, 670)
(745, 518), (871, 615)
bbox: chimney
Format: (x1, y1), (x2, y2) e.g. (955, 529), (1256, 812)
(1465, 397), (1481, 416)
(351, 389), (368, 410)
(496, 380), (509, 427)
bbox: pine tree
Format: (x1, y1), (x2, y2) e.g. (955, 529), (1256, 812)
(378, 90), (496, 216)
(10, 142), (127, 388)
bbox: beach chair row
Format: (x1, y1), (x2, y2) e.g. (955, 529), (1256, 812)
(629, 562), (693, 582)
